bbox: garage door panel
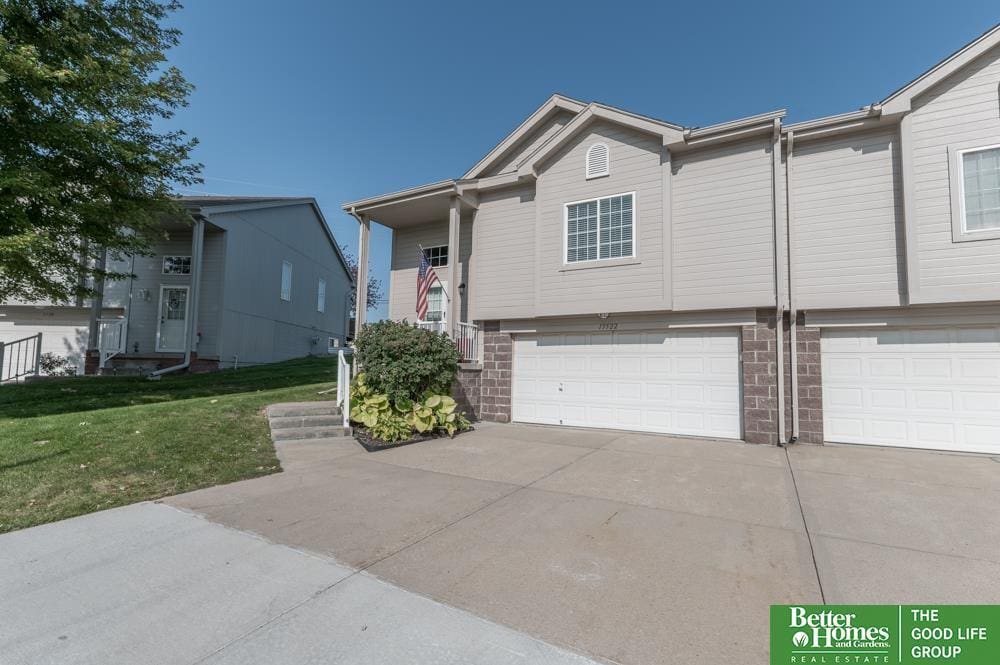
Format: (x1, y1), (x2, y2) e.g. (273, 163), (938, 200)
(512, 329), (741, 439)
(822, 326), (1000, 454)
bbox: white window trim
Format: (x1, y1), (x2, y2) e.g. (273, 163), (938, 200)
(417, 281), (447, 325)
(423, 244), (449, 267)
(317, 277), (326, 313)
(562, 191), (638, 266)
(280, 260), (293, 301)
(585, 143), (610, 179)
(950, 142), (1000, 242)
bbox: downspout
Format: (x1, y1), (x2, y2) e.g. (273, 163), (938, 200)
(149, 215), (206, 378)
(770, 118), (787, 446)
(786, 130), (799, 443)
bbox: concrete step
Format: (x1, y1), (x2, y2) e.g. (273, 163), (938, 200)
(268, 414), (343, 430)
(272, 426), (350, 443)
(266, 401), (340, 418)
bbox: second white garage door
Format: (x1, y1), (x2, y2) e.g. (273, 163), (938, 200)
(512, 329), (741, 439)
(822, 326), (1000, 454)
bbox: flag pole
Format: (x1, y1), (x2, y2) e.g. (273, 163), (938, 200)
(417, 243), (450, 301)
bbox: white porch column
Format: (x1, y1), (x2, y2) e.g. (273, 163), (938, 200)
(355, 214), (371, 332)
(445, 196), (461, 337)
(86, 246), (107, 352)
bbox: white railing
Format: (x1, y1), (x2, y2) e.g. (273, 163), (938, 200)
(454, 322), (479, 363)
(416, 320), (479, 363)
(0, 333), (42, 383)
(416, 320), (447, 334)
(336, 348), (353, 432)
(98, 318), (127, 368)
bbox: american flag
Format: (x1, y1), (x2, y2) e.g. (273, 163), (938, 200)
(416, 251), (440, 320)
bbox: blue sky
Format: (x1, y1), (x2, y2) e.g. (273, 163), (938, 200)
(165, 1), (998, 320)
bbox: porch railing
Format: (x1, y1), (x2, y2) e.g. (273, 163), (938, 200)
(0, 333), (42, 383)
(335, 348), (354, 432)
(454, 322), (479, 363)
(98, 318), (127, 368)
(416, 321), (479, 363)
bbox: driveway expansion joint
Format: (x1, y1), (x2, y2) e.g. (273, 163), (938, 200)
(785, 446), (827, 604)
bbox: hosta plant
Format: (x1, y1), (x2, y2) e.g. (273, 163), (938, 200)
(407, 395), (472, 437)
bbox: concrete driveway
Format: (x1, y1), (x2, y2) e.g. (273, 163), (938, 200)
(4, 423), (1000, 665)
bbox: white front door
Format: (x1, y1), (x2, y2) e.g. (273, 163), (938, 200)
(822, 326), (1000, 454)
(156, 286), (189, 352)
(512, 329), (741, 439)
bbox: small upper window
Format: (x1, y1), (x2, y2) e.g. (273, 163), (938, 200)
(961, 146), (1000, 233)
(423, 245), (448, 267)
(162, 256), (191, 274)
(280, 261), (292, 301)
(585, 143), (610, 179)
(317, 278), (326, 313)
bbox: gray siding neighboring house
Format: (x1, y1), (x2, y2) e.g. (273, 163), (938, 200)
(1, 197), (353, 377)
(344, 25), (1000, 455)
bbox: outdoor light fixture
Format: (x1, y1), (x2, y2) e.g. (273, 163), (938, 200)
(458, 282), (466, 296)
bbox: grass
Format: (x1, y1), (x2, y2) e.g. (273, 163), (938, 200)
(0, 356), (338, 533)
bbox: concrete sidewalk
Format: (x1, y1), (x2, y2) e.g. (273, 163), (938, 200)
(0, 502), (599, 665)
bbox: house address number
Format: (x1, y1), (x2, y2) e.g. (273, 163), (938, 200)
(597, 322), (618, 330)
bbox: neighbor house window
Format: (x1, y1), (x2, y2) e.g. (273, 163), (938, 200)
(566, 192), (634, 263)
(317, 278), (326, 313)
(960, 145), (1000, 232)
(423, 245), (448, 267)
(280, 261), (292, 301)
(162, 256), (191, 274)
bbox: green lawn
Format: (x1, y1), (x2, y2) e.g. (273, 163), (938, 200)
(0, 357), (338, 533)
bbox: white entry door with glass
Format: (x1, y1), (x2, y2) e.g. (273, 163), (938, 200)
(156, 285), (189, 352)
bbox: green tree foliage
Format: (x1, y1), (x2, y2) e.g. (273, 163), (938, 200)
(353, 319), (460, 406)
(0, 0), (201, 302)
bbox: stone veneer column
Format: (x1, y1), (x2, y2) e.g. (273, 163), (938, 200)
(479, 321), (512, 422)
(453, 366), (482, 421)
(741, 309), (824, 445)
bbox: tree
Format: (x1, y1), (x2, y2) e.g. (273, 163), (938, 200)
(0, 0), (201, 303)
(339, 244), (383, 313)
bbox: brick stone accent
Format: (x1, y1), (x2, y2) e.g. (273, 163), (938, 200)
(794, 315), (824, 444)
(741, 309), (823, 445)
(453, 365), (482, 421)
(479, 321), (512, 422)
(84, 349), (100, 375)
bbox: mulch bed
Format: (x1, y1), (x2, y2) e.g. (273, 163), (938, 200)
(352, 425), (474, 452)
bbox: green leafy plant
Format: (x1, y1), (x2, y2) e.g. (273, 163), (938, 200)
(353, 320), (460, 405)
(349, 393), (390, 429)
(406, 394), (472, 437)
(369, 411), (412, 443)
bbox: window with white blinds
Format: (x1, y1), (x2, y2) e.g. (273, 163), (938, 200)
(565, 193), (635, 263)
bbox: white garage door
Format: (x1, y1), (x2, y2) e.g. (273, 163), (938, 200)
(512, 329), (741, 439)
(822, 327), (1000, 454)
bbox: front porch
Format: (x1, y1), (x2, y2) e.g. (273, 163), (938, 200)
(346, 182), (482, 364)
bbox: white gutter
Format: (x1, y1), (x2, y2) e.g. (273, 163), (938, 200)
(770, 118), (787, 446)
(786, 130), (799, 443)
(149, 215), (205, 378)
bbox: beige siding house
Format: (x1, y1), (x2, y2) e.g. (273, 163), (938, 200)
(344, 25), (1000, 455)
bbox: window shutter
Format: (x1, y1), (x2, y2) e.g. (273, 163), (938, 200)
(586, 143), (610, 179)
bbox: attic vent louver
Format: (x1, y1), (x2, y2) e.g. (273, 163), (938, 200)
(585, 143), (610, 179)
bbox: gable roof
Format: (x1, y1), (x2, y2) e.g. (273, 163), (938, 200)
(179, 196), (355, 285)
(516, 102), (686, 177)
(880, 23), (1000, 114)
(462, 94), (587, 179)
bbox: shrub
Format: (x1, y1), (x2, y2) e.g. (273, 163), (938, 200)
(353, 320), (460, 406)
(39, 352), (77, 376)
(348, 372), (472, 442)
